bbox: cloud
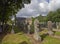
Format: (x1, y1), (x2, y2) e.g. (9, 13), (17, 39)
(49, 0), (60, 11)
(16, 0), (60, 18)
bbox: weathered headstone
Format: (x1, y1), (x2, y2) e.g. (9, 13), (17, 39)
(34, 19), (41, 41)
(11, 29), (15, 34)
(27, 23), (30, 34)
(11, 24), (15, 34)
(47, 21), (53, 36)
(59, 22), (60, 29)
(26, 18), (32, 34)
(56, 22), (60, 29)
(56, 22), (59, 29)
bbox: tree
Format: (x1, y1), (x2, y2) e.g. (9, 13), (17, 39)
(36, 15), (47, 22)
(0, 0), (31, 32)
(47, 11), (55, 22)
(47, 9), (60, 22)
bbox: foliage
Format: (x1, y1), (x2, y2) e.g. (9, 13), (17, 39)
(47, 9), (60, 22)
(14, 26), (21, 33)
(0, 0), (31, 23)
(0, 0), (31, 32)
(36, 15), (47, 22)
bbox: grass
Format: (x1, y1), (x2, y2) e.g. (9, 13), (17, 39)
(55, 31), (60, 36)
(39, 29), (60, 44)
(2, 32), (32, 44)
(39, 29), (48, 35)
(42, 36), (60, 44)
(1, 29), (60, 44)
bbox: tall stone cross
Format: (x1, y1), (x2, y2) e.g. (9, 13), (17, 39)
(34, 19), (41, 41)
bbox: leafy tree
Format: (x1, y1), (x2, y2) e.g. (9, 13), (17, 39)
(47, 11), (55, 22)
(0, 0), (31, 22)
(36, 15), (47, 22)
(0, 0), (31, 32)
(47, 9), (60, 22)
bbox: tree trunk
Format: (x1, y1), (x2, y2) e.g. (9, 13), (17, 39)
(2, 22), (4, 33)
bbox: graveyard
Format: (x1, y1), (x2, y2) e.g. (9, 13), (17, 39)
(0, 0), (60, 44)
(1, 28), (60, 44)
(0, 18), (60, 44)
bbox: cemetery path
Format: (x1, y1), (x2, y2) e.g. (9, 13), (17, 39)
(25, 34), (41, 44)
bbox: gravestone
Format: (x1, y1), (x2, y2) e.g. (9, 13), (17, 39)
(34, 19), (41, 41)
(11, 29), (15, 34)
(56, 22), (59, 29)
(47, 21), (53, 36)
(26, 18), (32, 34)
(56, 22), (60, 29)
(27, 23), (30, 34)
(11, 24), (15, 34)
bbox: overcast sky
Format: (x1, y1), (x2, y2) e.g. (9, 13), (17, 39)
(16, 0), (60, 18)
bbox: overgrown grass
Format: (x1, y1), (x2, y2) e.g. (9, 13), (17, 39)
(2, 32), (32, 44)
(42, 36), (60, 44)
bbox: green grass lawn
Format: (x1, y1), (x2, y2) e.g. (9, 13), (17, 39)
(1, 29), (60, 44)
(55, 32), (60, 36)
(39, 29), (60, 44)
(2, 32), (31, 44)
(42, 36), (60, 44)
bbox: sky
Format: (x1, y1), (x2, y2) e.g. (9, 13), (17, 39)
(16, 0), (60, 18)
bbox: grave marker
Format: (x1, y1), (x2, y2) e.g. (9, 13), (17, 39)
(47, 21), (53, 36)
(34, 19), (41, 41)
